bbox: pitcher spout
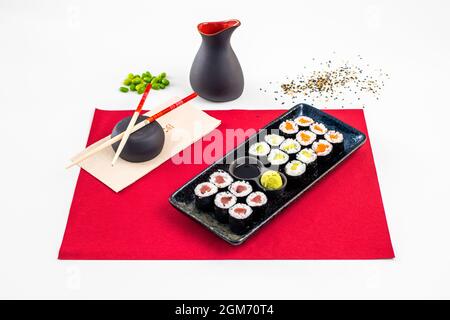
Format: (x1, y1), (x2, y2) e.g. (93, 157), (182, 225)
(197, 19), (241, 36)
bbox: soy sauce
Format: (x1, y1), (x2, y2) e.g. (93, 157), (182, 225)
(233, 163), (261, 179)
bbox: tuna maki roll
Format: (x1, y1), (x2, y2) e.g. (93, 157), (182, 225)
(279, 120), (299, 138)
(229, 203), (253, 234)
(267, 149), (289, 167)
(294, 115), (314, 129)
(312, 139), (333, 161)
(214, 191), (237, 223)
(248, 141), (271, 163)
(264, 134), (285, 147)
(228, 180), (253, 199)
(284, 160), (306, 181)
(246, 191), (268, 217)
(324, 130), (344, 153)
(309, 122), (328, 138)
(279, 138), (301, 159)
(209, 170), (233, 190)
(296, 130), (316, 147)
(194, 182), (218, 210)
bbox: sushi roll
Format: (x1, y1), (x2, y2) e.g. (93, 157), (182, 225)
(214, 191), (237, 223)
(294, 115), (314, 129)
(264, 134), (285, 147)
(324, 130), (344, 153)
(279, 138), (301, 159)
(209, 170), (233, 190)
(312, 139), (333, 162)
(296, 148), (318, 170)
(295, 130), (316, 147)
(279, 120), (299, 138)
(284, 160), (306, 181)
(246, 191), (268, 217)
(228, 180), (253, 199)
(309, 122), (328, 138)
(194, 182), (218, 211)
(248, 141), (271, 163)
(267, 149), (289, 168)
(228, 203), (253, 234)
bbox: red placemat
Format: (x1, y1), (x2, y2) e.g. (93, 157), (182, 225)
(59, 109), (394, 260)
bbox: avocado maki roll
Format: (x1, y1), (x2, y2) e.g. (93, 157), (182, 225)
(248, 141), (271, 163)
(194, 182), (218, 211)
(279, 138), (301, 159)
(264, 134), (285, 147)
(284, 160), (306, 181)
(214, 191), (237, 223)
(267, 149), (289, 168)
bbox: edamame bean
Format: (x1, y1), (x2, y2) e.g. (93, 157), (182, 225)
(119, 86), (129, 93)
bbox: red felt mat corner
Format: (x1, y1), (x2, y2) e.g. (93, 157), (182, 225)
(59, 109), (394, 260)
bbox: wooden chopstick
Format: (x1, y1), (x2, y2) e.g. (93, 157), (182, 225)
(111, 83), (152, 166)
(66, 92), (198, 169)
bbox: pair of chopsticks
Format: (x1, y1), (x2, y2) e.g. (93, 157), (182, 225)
(111, 83), (152, 166)
(66, 91), (198, 169)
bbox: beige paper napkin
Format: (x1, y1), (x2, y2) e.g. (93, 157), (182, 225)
(72, 100), (221, 192)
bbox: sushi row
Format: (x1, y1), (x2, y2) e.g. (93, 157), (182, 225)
(194, 170), (268, 234)
(247, 116), (345, 180)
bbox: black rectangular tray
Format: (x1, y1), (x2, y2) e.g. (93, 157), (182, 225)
(169, 104), (366, 245)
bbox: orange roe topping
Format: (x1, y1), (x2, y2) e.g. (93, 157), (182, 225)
(299, 118), (310, 124)
(300, 132), (310, 142)
(285, 122), (294, 131)
(315, 143), (328, 153)
(329, 133), (339, 141)
(313, 125), (323, 133)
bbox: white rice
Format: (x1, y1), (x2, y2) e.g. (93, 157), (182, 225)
(309, 122), (328, 135)
(279, 120), (299, 135)
(249, 141), (271, 157)
(229, 203), (253, 220)
(294, 116), (314, 127)
(214, 191), (237, 209)
(285, 160), (306, 177)
(228, 180), (253, 197)
(194, 182), (218, 198)
(324, 130), (344, 144)
(209, 170), (233, 188)
(296, 148), (317, 164)
(267, 149), (289, 165)
(246, 191), (268, 207)
(312, 139), (333, 156)
(280, 138), (301, 154)
(264, 134), (285, 147)
(296, 130), (317, 146)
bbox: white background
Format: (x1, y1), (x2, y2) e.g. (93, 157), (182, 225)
(1, 0), (449, 299)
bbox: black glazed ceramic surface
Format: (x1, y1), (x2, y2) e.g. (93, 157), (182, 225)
(111, 115), (165, 163)
(189, 19), (244, 102)
(169, 104), (366, 245)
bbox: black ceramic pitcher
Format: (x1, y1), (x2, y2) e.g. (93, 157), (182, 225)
(189, 19), (244, 102)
